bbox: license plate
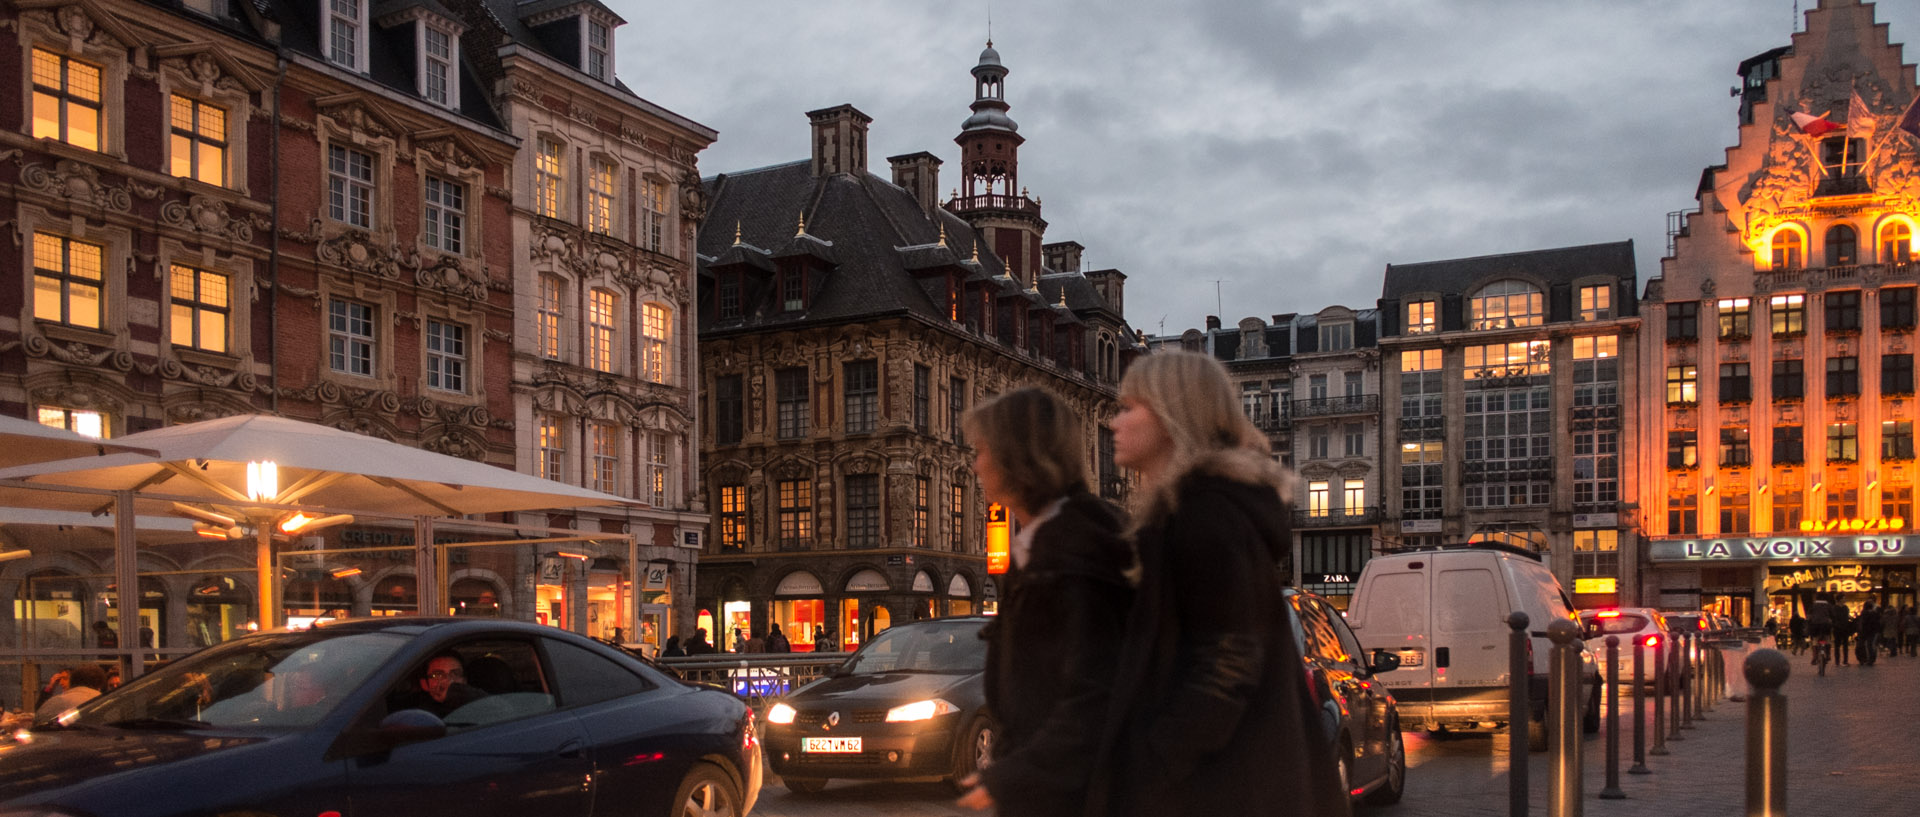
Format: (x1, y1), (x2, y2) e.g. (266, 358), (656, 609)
(1397, 650), (1425, 668)
(804, 737), (862, 753)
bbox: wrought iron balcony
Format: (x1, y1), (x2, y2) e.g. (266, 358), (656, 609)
(1292, 394), (1381, 419)
(1252, 412), (1292, 431)
(1295, 506), (1383, 528)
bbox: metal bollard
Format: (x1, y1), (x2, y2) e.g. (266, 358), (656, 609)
(1668, 636), (1685, 741)
(1651, 636), (1670, 754)
(1745, 649), (1790, 817)
(1600, 635), (1625, 799)
(1692, 634), (1707, 721)
(1547, 619), (1583, 817)
(1680, 633), (1696, 729)
(1508, 611), (1531, 817)
(1630, 637), (1651, 772)
(1702, 642), (1716, 714)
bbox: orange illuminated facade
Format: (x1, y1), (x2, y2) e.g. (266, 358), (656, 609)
(1639, 0), (1920, 626)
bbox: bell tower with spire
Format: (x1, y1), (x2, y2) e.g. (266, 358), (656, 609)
(948, 41), (1048, 286)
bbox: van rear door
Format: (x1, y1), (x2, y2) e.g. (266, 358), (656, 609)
(1349, 562), (1432, 725)
(1433, 563), (1512, 695)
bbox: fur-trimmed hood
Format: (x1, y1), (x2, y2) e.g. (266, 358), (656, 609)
(1131, 444), (1299, 541)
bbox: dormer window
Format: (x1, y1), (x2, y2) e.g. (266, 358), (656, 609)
(421, 24), (458, 108)
(326, 0), (367, 72)
(1319, 322), (1353, 351)
(585, 19), (612, 81)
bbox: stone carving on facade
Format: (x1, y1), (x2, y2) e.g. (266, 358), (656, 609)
(165, 401), (245, 425)
(485, 185), (513, 201)
(317, 231), (404, 280)
(316, 101), (394, 140)
(483, 328), (512, 342)
(159, 53), (247, 96)
(422, 429), (488, 461)
(1699, 278), (1716, 299)
(568, 106), (598, 128)
(1889, 334), (1911, 354)
(842, 452), (882, 476)
(414, 254), (490, 301)
(679, 170), (710, 222)
(31, 382), (122, 416)
(161, 195), (253, 242)
(416, 137), (480, 171)
(770, 457), (812, 481)
(508, 78), (541, 103)
(20, 160), (152, 212)
(327, 414), (398, 441)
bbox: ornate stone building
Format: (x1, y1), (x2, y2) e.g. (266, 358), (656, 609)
(694, 44), (1138, 651)
(1640, 0), (1920, 625)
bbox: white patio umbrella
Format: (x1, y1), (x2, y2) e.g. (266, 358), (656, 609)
(0, 413), (160, 468)
(0, 413), (636, 630)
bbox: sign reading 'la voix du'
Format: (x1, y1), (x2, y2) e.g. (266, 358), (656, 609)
(1649, 536), (1914, 563)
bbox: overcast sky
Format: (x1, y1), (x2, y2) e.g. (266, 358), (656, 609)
(621, 1), (1920, 336)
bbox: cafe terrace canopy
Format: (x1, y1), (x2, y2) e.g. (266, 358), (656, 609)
(0, 413), (159, 468)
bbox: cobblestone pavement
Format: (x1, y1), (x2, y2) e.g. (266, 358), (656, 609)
(750, 643), (1919, 816)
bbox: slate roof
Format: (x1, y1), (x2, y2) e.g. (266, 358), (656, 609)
(1382, 241), (1636, 300)
(263, 0), (505, 130)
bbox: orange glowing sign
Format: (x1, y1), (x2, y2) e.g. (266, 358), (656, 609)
(1799, 517), (1906, 533)
(986, 503), (1010, 575)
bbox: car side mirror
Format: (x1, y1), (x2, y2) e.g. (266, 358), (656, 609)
(374, 708), (447, 746)
(1367, 648), (1401, 675)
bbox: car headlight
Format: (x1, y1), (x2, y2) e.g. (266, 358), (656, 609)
(886, 699), (959, 723)
(766, 702), (797, 725)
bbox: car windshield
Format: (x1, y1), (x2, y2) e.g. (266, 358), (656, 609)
(840, 620), (984, 676)
(1582, 613), (1651, 637)
(70, 630), (408, 731)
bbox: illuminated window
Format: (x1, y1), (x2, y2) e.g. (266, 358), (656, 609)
(714, 375), (743, 445)
(169, 265), (229, 353)
(1771, 294), (1806, 335)
(169, 95), (226, 185)
(1719, 362), (1751, 403)
(1721, 427), (1751, 467)
(844, 360), (878, 433)
(1825, 290), (1861, 331)
(422, 25), (455, 107)
(1771, 231), (1803, 270)
(642, 178), (668, 252)
(1401, 441), (1443, 518)
(1882, 222), (1913, 263)
(1826, 356), (1859, 397)
(1578, 284), (1612, 321)
(585, 19), (612, 81)
(1342, 478), (1366, 514)
(950, 482), (967, 552)
(719, 484), (746, 551)
(1401, 348), (1443, 372)
(424, 320), (466, 393)
(1827, 423), (1859, 462)
(914, 477), (929, 548)
(647, 432), (668, 506)
(535, 138), (564, 218)
(37, 407), (106, 439)
(778, 478), (813, 549)
(1883, 287), (1917, 329)
(588, 160), (617, 235)
(1308, 481), (1330, 518)
(31, 49), (102, 151)
(589, 422), (617, 493)
(1885, 354), (1915, 395)
(1667, 301), (1699, 340)
(1406, 300), (1437, 334)
(327, 298), (376, 376)
(1465, 341), (1551, 379)
(327, 145), (374, 228)
(1572, 336), (1618, 411)
(587, 289), (616, 372)
(1717, 298), (1751, 339)
(326, 0), (363, 69)
(1773, 425), (1804, 464)
(1883, 421), (1915, 461)
(1572, 530), (1619, 578)
(641, 303), (669, 383)
(33, 233), (104, 329)
(538, 415), (564, 482)
(1468, 279), (1544, 330)
(423, 176), (464, 253)
(1665, 365), (1698, 405)
(1720, 487), (1751, 535)
(1772, 359), (1804, 400)
(1667, 430), (1698, 469)
(1668, 494), (1697, 535)
(536, 275), (563, 359)
(1826, 225), (1859, 267)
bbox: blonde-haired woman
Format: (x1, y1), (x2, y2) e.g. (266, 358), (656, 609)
(1087, 351), (1350, 817)
(953, 388), (1131, 817)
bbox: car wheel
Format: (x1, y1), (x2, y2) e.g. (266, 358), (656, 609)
(674, 763), (742, 817)
(947, 715), (994, 788)
(1582, 680), (1602, 734)
(1364, 724), (1406, 805)
(783, 777), (828, 795)
(1336, 738), (1354, 803)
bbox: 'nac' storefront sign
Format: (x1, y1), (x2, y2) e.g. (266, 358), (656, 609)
(1649, 536), (1914, 563)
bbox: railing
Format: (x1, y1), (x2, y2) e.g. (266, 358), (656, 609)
(1399, 415), (1444, 437)
(1253, 413), (1291, 431)
(945, 193), (1042, 215)
(1754, 260), (1920, 293)
(658, 653), (850, 709)
(1294, 506), (1383, 528)
(1292, 394), (1380, 418)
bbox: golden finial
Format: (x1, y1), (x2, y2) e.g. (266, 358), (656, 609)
(1058, 286), (1068, 306)
(796, 212), (807, 236)
(732, 221), (742, 244)
(938, 223), (948, 247)
(971, 241), (980, 263)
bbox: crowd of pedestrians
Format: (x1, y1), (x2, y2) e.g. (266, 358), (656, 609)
(1772, 598), (1920, 664)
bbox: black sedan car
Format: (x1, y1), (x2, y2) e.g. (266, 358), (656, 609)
(1288, 588), (1407, 807)
(0, 617), (761, 817)
(762, 616), (990, 793)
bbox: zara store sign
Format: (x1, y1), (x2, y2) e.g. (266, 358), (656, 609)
(1650, 536), (1914, 563)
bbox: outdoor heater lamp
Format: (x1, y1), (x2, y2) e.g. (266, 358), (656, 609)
(278, 513), (354, 534)
(172, 502), (238, 529)
(0, 549), (30, 563)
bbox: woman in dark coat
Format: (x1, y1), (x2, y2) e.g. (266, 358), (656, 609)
(954, 388), (1132, 817)
(1088, 350), (1350, 817)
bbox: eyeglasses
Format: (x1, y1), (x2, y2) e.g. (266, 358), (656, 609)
(427, 669), (465, 681)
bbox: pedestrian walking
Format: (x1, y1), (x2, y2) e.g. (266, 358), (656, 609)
(1905, 607), (1920, 656)
(1790, 611), (1807, 654)
(766, 623), (791, 653)
(662, 635), (686, 657)
(1882, 603), (1900, 659)
(685, 628), (717, 656)
(953, 388), (1132, 817)
(1857, 602), (1881, 666)
(1085, 351), (1350, 817)
(1835, 602), (1854, 666)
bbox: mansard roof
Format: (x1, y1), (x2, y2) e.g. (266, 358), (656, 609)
(1382, 240), (1637, 300)
(262, 0), (504, 129)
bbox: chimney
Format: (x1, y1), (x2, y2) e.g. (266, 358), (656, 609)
(1086, 268), (1125, 314)
(888, 152), (942, 212)
(1043, 241), (1084, 273)
(1205, 315), (1221, 331)
(806, 104), (873, 177)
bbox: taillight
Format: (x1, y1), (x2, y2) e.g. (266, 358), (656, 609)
(1642, 635), (1660, 648)
(1697, 619), (1709, 631)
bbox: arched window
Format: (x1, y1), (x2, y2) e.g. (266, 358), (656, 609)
(642, 302), (670, 383)
(587, 288), (618, 372)
(1468, 279), (1544, 330)
(1772, 229), (1803, 271)
(1882, 222), (1913, 264)
(1826, 224), (1858, 267)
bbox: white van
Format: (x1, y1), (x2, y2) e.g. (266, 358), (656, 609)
(1345, 544), (1599, 749)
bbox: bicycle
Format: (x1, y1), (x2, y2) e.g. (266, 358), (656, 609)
(1812, 636), (1832, 676)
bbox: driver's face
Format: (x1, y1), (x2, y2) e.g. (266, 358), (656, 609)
(420, 656), (463, 702)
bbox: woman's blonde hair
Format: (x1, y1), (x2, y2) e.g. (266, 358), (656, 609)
(962, 387), (1089, 514)
(1119, 350), (1282, 520)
